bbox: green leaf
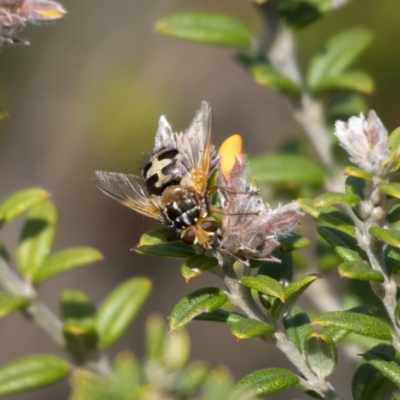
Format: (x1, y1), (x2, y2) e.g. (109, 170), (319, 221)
(307, 28), (373, 90)
(273, 274), (319, 319)
(34, 247), (103, 283)
(0, 355), (69, 396)
(145, 314), (166, 360)
(353, 358), (398, 400)
(279, 234), (311, 252)
(61, 290), (98, 360)
(379, 183), (400, 199)
(362, 346), (400, 388)
(387, 203), (400, 224)
(370, 227), (400, 248)
(317, 226), (364, 262)
(338, 261), (384, 283)
(390, 127), (400, 158)
(231, 368), (299, 399)
(135, 228), (196, 258)
(345, 176), (367, 219)
(96, 277), (151, 348)
(230, 318), (275, 339)
(283, 306), (313, 355)
(305, 333), (337, 378)
(240, 275), (285, 300)
(314, 311), (392, 341)
(69, 369), (106, 400)
(194, 309), (245, 324)
(201, 366), (234, 400)
(169, 288), (228, 330)
(0, 188), (49, 226)
(111, 352), (141, 399)
(312, 71), (374, 94)
(155, 12), (252, 46)
(321, 305), (379, 343)
(0, 292), (29, 317)
(395, 300), (400, 329)
(259, 252), (293, 282)
(279, 0), (322, 30)
(181, 255), (218, 281)
(297, 198), (355, 235)
(250, 154), (325, 186)
(384, 246), (400, 275)
(235, 51), (301, 96)
(327, 93), (368, 125)
(17, 201), (57, 278)
(164, 329), (191, 369)
(344, 166), (372, 180)
(177, 361), (209, 396)
(313, 192), (360, 207)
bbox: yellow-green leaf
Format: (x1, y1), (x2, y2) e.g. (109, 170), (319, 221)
(97, 277), (152, 348)
(0, 355), (69, 396)
(338, 261), (384, 283)
(181, 255), (218, 281)
(0, 188), (49, 226)
(379, 183), (400, 199)
(0, 292), (29, 317)
(313, 192), (360, 207)
(370, 227), (400, 248)
(305, 333), (337, 378)
(34, 247), (103, 283)
(230, 318), (275, 339)
(231, 368), (299, 399)
(314, 311), (391, 341)
(240, 275), (285, 300)
(17, 201), (57, 278)
(169, 288), (228, 330)
(156, 12), (252, 46)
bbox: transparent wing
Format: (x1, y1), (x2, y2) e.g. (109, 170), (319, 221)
(92, 171), (164, 221)
(179, 101), (214, 193)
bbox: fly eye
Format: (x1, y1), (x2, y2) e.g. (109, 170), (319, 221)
(182, 228), (195, 244)
(200, 219), (218, 233)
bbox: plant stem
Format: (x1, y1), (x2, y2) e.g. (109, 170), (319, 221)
(0, 256), (112, 374)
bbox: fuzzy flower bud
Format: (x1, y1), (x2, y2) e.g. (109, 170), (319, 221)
(217, 135), (304, 264)
(334, 110), (389, 174)
(0, 0), (66, 45)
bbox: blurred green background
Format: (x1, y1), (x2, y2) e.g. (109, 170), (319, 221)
(0, 0), (399, 398)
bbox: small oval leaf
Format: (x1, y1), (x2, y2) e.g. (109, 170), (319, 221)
(231, 368), (299, 399)
(379, 183), (400, 199)
(387, 203), (400, 224)
(17, 201), (57, 278)
(279, 234), (311, 252)
(181, 255), (218, 281)
(305, 333), (337, 378)
(230, 318), (275, 339)
(235, 51), (301, 96)
(283, 306), (313, 355)
(250, 155), (325, 186)
(34, 247), (103, 283)
(307, 28), (373, 89)
(370, 227), (400, 248)
(313, 192), (360, 207)
(156, 12), (252, 46)
(312, 71), (374, 94)
(317, 226), (364, 262)
(344, 166), (372, 180)
(169, 288), (228, 330)
(0, 292), (29, 317)
(97, 277), (152, 348)
(0, 355), (69, 396)
(338, 261), (384, 283)
(136, 228), (196, 258)
(314, 311), (392, 341)
(240, 275), (285, 300)
(0, 188), (49, 226)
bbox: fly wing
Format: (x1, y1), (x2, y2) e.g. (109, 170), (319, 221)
(178, 101), (215, 193)
(92, 171), (164, 221)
